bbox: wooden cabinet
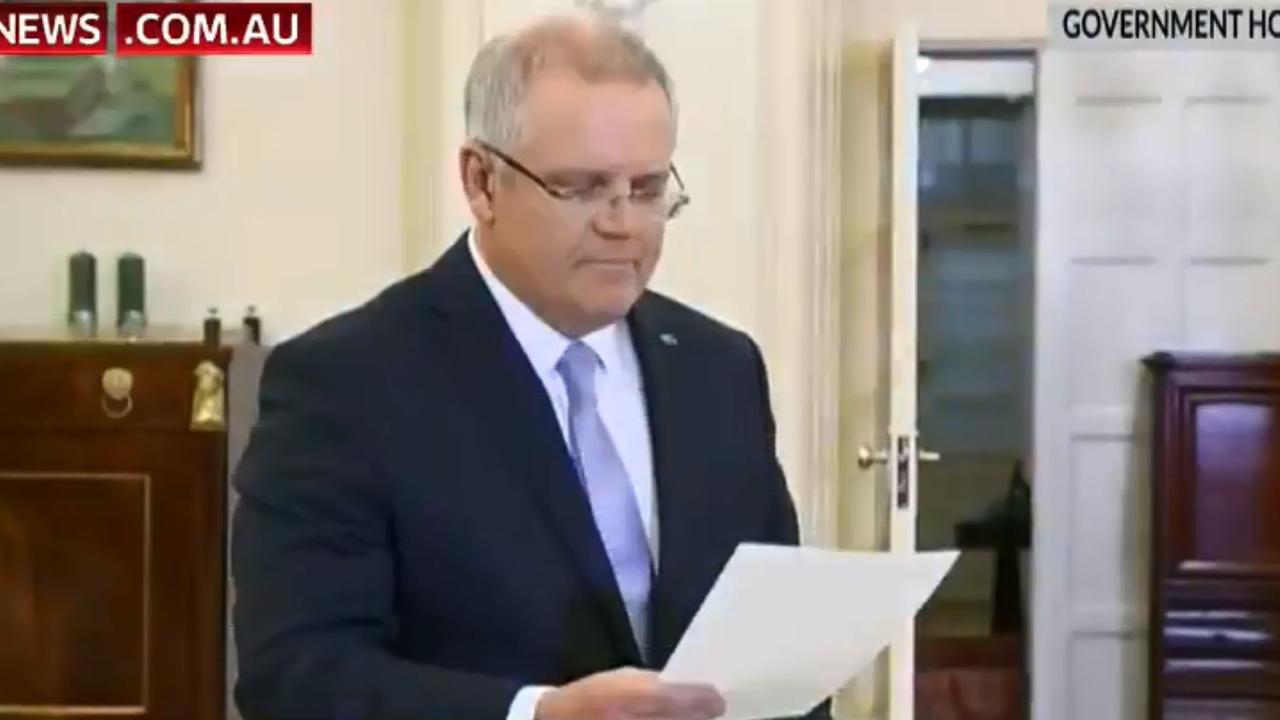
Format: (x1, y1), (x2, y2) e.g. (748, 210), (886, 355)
(1145, 353), (1280, 720)
(0, 334), (232, 720)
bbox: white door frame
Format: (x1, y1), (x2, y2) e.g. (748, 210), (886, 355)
(887, 25), (923, 720)
(896, 42), (1043, 720)
(834, 24), (930, 720)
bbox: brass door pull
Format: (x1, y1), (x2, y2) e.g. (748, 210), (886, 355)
(857, 444), (941, 469)
(101, 367), (134, 420)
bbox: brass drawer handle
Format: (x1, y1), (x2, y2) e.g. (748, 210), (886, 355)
(101, 367), (134, 420)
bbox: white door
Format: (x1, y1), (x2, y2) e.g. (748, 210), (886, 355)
(1034, 48), (1280, 720)
(846, 25), (928, 720)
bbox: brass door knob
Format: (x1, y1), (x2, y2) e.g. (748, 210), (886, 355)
(101, 367), (134, 419)
(857, 445), (890, 469)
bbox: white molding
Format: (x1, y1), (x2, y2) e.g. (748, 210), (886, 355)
(919, 58), (1035, 98)
(1068, 406), (1138, 439)
(755, 0), (845, 550)
(1072, 606), (1148, 636)
(805, 0), (846, 551)
(401, 0), (429, 272)
(403, 0), (484, 270)
(1033, 48), (1072, 720)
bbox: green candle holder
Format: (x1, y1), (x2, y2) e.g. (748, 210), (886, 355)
(117, 253), (147, 335)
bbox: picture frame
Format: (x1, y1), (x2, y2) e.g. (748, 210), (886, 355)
(0, 7), (199, 169)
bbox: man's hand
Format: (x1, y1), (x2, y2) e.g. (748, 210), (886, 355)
(535, 668), (725, 720)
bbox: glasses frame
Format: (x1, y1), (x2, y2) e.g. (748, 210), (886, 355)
(474, 139), (691, 221)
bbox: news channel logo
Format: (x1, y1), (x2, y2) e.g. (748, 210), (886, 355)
(1051, 3), (1280, 48)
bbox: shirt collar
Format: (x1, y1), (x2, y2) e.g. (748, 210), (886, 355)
(467, 229), (624, 378)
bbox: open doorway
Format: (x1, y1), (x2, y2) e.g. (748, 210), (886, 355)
(912, 52), (1036, 720)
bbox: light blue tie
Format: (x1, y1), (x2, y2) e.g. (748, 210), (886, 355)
(557, 341), (652, 656)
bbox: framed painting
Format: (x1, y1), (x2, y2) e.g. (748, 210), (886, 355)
(0, 2), (198, 168)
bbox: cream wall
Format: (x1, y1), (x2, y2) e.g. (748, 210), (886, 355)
(0, 0), (844, 552)
(0, 2), (1064, 718)
(413, 0), (780, 332)
(846, 0), (1046, 42)
(0, 0), (406, 341)
(408, 0), (846, 549)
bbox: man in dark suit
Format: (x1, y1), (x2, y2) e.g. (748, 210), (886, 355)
(232, 14), (829, 720)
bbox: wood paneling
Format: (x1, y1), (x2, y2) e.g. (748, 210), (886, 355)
(0, 340), (229, 720)
(1146, 353), (1280, 720)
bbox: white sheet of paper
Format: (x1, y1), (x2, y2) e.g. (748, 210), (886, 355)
(660, 544), (958, 720)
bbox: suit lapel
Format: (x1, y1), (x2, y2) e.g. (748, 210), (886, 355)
(423, 239), (643, 666)
(628, 296), (715, 668)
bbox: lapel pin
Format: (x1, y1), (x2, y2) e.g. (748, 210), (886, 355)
(659, 333), (678, 347)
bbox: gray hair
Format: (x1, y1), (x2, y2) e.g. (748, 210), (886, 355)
(464, 14), (678, 151)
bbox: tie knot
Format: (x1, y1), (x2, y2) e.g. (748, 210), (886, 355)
(557, 341), (600, 408)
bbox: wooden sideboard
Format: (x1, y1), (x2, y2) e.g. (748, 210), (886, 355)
(0, 332), (242, 720)
(1145, 353), (1280, 720)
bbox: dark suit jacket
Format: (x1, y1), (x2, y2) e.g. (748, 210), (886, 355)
(231, 238), (831, 720)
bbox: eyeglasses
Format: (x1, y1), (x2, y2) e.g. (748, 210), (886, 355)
(475, 140), (691, 223)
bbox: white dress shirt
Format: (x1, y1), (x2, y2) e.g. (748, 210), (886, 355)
(466, 232), (659, 720)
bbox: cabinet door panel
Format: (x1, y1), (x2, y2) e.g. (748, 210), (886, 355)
(0, 431), (225, 720)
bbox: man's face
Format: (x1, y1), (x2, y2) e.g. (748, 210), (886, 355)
(463, 71), (675, 337)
